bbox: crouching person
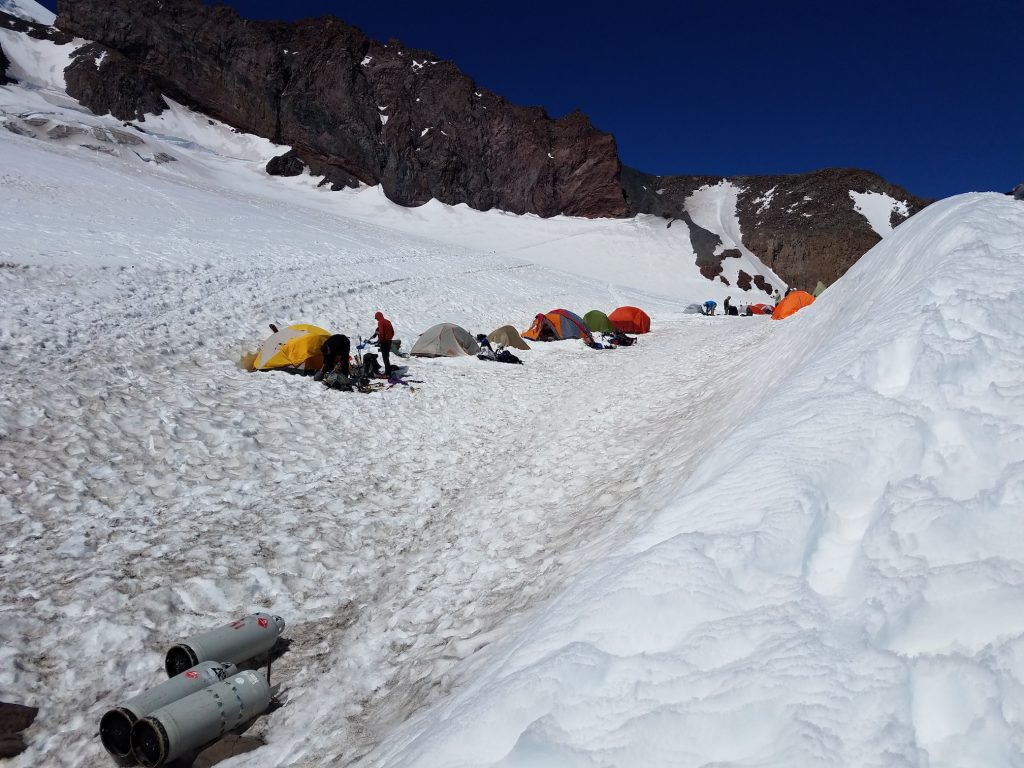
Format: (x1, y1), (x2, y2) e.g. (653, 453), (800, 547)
(314, 334), (350, 381)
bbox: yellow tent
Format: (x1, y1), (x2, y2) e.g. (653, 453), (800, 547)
(251, 324), (330, 371)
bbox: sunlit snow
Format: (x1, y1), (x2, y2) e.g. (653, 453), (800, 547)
(0, 0), (54, 25)
(2, 27), (1023, 768)
(0, 25), (80, 91)
(685, 180), (785, 289)
(850, 189), (912, 236)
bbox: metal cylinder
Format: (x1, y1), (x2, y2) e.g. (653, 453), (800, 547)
(130, 670), (273, 767)
(99, 661), (238, 761)
(164, 613), (285, 677)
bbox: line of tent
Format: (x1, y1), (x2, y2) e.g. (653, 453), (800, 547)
(245, 305), (652, 371)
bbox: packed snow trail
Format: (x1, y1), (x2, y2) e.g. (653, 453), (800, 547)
(0, 128), (775, 766)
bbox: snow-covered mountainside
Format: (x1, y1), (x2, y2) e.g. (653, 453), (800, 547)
(26, 0), (930, 292)
(0, 0), (53, 25)
(0, 24), (783, 302)
(623, 166), (931, 290)
(3, 12), (1023, 768)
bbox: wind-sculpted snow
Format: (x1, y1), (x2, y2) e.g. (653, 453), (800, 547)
(0, 116), (776, 766)
(364, 194), (1024, 767)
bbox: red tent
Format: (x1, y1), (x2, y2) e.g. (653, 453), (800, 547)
(608, 306), (651, 334)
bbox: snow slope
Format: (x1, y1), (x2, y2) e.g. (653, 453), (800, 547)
(0, 24), (79, 92)
(2, 30), (1023, 768)
(0, 83), (773, 767)
(364, 193), (1024, 767)
(851, 189), (911, 236)
(0, 0), (54, 25)
(684, 179), (781, 288)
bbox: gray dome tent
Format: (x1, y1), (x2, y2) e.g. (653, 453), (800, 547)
(411, 323), (480, 357)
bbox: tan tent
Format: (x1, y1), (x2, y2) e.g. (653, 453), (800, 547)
(487, 325), (530, 350)
(411, 323), (480, 357)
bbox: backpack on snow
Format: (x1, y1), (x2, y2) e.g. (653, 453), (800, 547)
(495, 349), (522, 365)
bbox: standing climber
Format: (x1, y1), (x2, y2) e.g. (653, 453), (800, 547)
(369, 311), (396, 374)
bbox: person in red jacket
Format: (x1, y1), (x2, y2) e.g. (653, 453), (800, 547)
(369, 311), (396, 374)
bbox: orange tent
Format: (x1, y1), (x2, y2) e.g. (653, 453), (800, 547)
(771, 291), (816, 320)
(522, 309), (594, 343)
(608, 306), (651, 334)
(748, 303), (772, 315)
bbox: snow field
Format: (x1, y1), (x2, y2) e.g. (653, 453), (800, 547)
(2, 33), (1022, 766)
(0, 125), (777, 766)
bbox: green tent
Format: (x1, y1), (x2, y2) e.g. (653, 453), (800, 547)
(583, 309), (613, 333)
(812, 281), (828, 297)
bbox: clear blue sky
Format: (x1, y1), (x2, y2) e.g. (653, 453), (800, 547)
(43, 0), (1023, 199)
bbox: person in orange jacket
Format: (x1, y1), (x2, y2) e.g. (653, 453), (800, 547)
(369, 311), (396, 374)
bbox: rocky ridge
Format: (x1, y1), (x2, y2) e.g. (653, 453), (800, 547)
(55, 0), (628, 218)
(623, 166), (932, 289)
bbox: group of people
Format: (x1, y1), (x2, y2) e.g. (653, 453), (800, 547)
(313, 311), (396, 382)
(701, 289), (789, 317)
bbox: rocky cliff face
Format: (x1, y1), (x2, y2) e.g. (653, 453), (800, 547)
(623, 166), (931, 289)
(56, 0), (628, 218)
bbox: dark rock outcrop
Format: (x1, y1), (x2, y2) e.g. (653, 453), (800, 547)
(0, 701), (37, 758)
(64, 43), (167, 121)
(266, 149), (305, 178)
(1, 10), (72, 43)
(625, 166), (931, 289)
(0, 43), (10, 85)
(56, 0), (628, 217)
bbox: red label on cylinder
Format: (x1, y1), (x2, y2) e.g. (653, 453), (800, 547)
(258, 617), (269, 628)
(185, 670), (199, 679)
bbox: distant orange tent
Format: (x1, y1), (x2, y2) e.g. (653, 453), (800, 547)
(771, 291), (816, 320)
(748, 303), (772, 315)
(608, 306), (651, 334)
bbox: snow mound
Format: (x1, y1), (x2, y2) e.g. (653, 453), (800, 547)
(365, 193), (1024, 767)
(0, 0), (55, 25)
(850, 189), (911, 236)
